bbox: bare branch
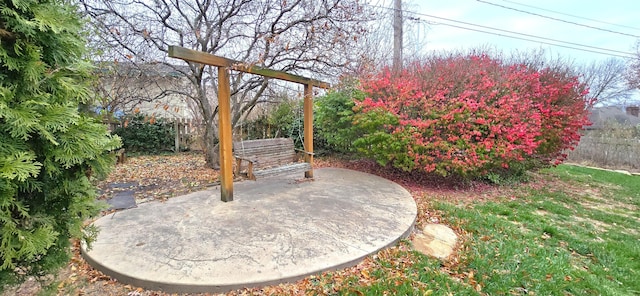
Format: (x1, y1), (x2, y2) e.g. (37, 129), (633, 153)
(81, 0), (380, 167)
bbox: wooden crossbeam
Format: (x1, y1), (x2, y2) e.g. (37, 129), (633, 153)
(169, 46), (330, 89)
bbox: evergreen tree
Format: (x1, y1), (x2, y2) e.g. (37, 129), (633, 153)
(0, 0), (120, 276)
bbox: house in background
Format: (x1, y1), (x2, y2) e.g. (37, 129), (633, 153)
(587, 105), (640, 130)
(93, 61), (197, 121)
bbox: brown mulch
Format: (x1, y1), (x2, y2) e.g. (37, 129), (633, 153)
(7, 152), (533, 296)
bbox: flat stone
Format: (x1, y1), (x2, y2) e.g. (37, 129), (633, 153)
(106, 191), (137, 210)
(108, 182), (139, 189)
(412, 223), (458, 259)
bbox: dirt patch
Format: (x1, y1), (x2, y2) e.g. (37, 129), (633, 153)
(557, 181), (639, 232)
(543, 176), (638, 217)
(575, 192), (639, 224)
(575, 184), (634, 206)
(579, 203), (635, 217)
(578, 199), (638, 213)
(560, 184), (613, 203)
(1, 277), (42, 296)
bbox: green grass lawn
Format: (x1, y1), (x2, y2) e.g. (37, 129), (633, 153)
(314, 165), (639, 296)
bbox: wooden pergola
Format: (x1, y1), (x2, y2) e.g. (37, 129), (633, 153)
(168, 46), (330, 202)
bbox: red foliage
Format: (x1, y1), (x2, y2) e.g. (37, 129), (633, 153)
(355, 54), (592, 178)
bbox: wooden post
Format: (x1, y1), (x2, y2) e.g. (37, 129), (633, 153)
(218, 67), (234, 202)
(303, 83), (313, 178)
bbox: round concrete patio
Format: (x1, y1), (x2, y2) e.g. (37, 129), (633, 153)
(82, 168), (417, 293)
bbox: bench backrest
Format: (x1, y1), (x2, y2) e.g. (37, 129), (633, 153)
(233, 138), (297, 168)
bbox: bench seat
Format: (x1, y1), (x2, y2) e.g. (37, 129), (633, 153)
(233, 138), (312, 180)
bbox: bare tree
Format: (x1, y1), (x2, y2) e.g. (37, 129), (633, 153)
(626, 40), (640, 104)
(508, 47), (576, 73)
(81, 0), (376, 168)
(580, 58), (633, 106)
(507, 48), (634, 106)
(343, 0), (429, 75)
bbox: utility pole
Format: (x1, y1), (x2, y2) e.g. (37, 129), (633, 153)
(393, 0), (403, 73)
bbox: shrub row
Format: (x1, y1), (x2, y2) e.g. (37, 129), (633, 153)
(113, 114), (176, 154)
(315, 54), (592, 180)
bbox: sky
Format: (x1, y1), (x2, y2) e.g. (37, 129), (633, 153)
(408, 0), (640, 66)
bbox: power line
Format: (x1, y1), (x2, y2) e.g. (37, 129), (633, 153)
(501, 0), (640, 32)
(429, 21), (633, 59)
(476, 0), (640, 38)
(365, 4), (636, 59)
(411, 11), (636, 57)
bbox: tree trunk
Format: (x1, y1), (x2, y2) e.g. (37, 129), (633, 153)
(203, 118), (220, 169)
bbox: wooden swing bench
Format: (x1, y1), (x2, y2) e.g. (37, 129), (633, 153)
(233, 138), (312, 180)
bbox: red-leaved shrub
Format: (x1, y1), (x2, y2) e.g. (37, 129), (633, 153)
(353, 54), (592, 179)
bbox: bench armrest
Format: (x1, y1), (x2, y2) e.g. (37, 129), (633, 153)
(234, 155), (258, 163)
(294, 148), (315, 156)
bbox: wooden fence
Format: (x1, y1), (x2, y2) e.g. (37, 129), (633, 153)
(567, 135), (640, 171)
(106, 118), (205, 152)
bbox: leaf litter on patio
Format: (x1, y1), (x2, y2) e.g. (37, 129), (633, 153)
(97, 152), (220, 203)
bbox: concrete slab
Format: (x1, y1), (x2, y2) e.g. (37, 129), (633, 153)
(82, 168), (417, 294)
